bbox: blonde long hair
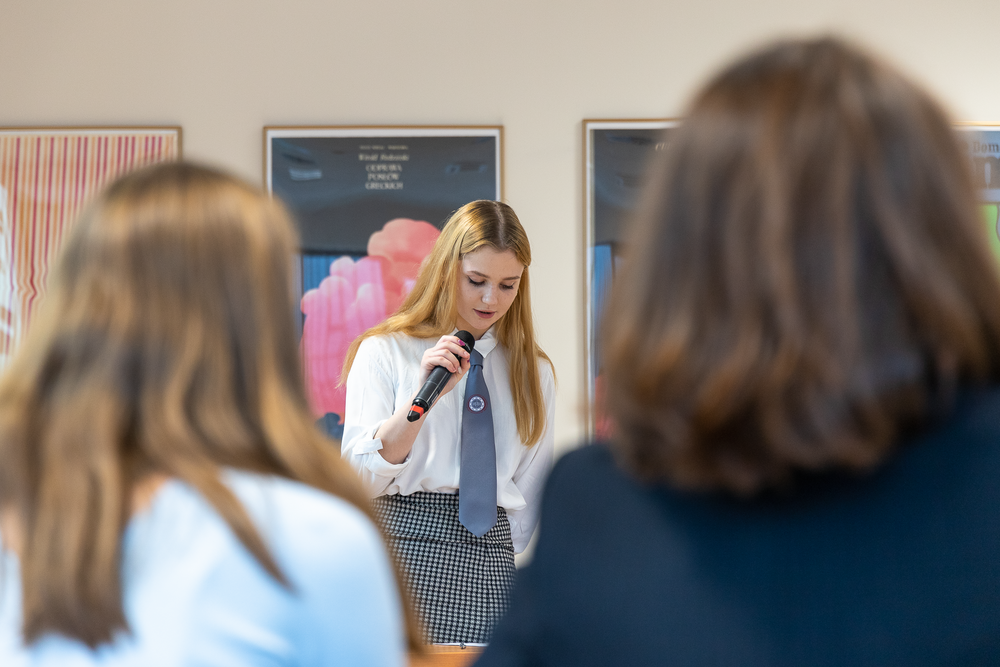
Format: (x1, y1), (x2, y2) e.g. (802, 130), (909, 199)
(0, 163), (392, 647)
(343, 200), (551, 446)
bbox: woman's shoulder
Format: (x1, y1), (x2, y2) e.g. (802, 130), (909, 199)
(356, 333), (395, 357)
(224, 472), (382, 552)
(537, 354), (555, 387)
(543, 443), (623, 497)
(353, 334), (406, 380)
(130, 472), (386, 573)
(356, 331), (433, 362)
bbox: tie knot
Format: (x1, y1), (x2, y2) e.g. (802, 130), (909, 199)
(469, 349), (484, 368)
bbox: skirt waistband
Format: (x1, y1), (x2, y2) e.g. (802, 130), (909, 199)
(372, 491), (510, 545)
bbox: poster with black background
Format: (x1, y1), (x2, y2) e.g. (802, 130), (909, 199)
(266, 127), (502, 439)
(956, 125), (1000, 263)
(584, 120), (678, 437)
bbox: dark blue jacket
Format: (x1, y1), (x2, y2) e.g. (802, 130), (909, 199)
(477, 388), (1000, 666)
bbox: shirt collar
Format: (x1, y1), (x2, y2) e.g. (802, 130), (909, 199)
(453, 327), (498, 359)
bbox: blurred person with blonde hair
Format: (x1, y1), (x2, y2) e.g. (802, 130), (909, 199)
(342, 200), (554, 644)
(478, 37), (1000, 666)
(0, 162), (408, 666)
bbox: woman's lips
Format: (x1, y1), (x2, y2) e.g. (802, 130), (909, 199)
(474, 309), (495, 319)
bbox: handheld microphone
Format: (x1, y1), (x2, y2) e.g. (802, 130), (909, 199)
(407, 330), (476, 422)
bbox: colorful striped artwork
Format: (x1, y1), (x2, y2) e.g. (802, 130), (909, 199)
(0, 128), (181, 369)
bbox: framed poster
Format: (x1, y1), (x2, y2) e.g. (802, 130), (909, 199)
(584, 119), (679, 438)
(264, 125), (503, 438)
(0, 127), (181, 370)
(956, 123), (1000, 263)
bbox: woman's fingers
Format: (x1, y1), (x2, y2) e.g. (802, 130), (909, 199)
(427, 352), (461, 373)
(419, 336), (473, 389)
(438, 337), (472, 361)
(427, 337), (470, 371)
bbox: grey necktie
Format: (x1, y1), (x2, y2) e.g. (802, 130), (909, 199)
(459, 349), (498, 537)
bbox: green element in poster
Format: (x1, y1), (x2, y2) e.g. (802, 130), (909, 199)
(984, 204), (1000, 264)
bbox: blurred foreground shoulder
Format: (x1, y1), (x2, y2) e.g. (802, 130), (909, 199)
(229, 473), (407, 667)
(542, 443), (624, 501)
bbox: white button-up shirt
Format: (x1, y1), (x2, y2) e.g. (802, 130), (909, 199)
(341, 328), (555, 553)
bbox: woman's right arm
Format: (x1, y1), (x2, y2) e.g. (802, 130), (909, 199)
(371, 335), (470, 463)
(341, 336), (470, 494)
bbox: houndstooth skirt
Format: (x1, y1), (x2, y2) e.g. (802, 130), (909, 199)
(371, 491), (516, 644)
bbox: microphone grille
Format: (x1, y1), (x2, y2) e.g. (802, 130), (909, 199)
(455, 330), (476, 352)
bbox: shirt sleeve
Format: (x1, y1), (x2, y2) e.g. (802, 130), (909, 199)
(506, 360), (556, 553)
(341, 338), (410, 497)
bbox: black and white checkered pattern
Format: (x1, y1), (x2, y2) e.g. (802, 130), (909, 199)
(372, 491), (516, 644)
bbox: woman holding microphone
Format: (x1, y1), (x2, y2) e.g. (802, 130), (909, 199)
(341, 200), (554, 645)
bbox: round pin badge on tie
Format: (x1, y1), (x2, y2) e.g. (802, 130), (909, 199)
(468, 395), (487, 413)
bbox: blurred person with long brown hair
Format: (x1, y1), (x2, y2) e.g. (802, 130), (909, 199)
(0, 162), (408, 666)
(478, 37), (1000, 666)
(341, 200), (554, 644)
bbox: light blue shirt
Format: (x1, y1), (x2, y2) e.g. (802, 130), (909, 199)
(0, 472), (406, 666)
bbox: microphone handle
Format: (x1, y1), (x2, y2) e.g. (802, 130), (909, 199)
(406, 331), (476, 422)
(408, 365), (452, 421)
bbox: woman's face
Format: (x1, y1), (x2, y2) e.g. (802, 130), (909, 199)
(454, 246), (524, 339)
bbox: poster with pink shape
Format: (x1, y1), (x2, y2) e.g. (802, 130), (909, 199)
(301, 219), (439, 423)
(266, 127), (502, 439)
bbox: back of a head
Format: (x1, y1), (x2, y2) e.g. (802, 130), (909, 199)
(12, 161), (307, 473)
(0, 161), (369, 646)
(605, 37), (1000, 494)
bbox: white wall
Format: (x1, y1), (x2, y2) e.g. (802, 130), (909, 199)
(4, 0), (999, 453)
